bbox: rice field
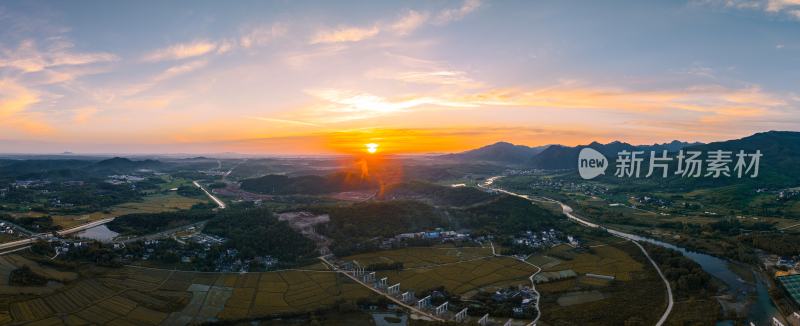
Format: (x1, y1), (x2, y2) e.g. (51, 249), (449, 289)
(539, 244), (644, 281)
(344, 245), (493, 269)
(0, 265), (375, 325)
(340, 246), (542, 297)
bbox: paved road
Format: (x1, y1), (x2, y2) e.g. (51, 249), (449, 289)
(318, 256), (444, 322)
(479, 177), (673, 326)
(193, 180), (226, 209)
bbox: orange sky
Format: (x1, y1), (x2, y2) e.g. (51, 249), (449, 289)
(1, 1), (798, 154)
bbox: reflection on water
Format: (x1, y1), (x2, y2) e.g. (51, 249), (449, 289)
(76, 224), (119, 243)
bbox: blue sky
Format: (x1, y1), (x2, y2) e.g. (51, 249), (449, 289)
(0, 0), (799, 154)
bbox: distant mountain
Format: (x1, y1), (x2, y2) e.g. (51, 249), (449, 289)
(679, 131), (800, 187)
(444, 142), (550, 164)
(530, 140), (702, 170)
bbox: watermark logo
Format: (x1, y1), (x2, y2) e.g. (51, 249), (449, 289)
(578, 148), (608, 180)
(578, 149), (763, 180)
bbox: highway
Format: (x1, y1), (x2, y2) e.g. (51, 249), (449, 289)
(193, 180), (226, 209)
(0, 217), (117, 251)
(480, 176), (673, 326)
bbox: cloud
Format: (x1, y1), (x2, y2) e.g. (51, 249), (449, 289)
(143, 40), (217, 61)
(0, 39), (117, 73)
(307, 1), (482, 44)
(366, 68), (484, 88)
(434, 0), (482, 24)
(153, 59), (208, 82)
(240, 23), (287, 48)
(766, 0), (800, 11)
(0, 80), (51, 135)
(72, 106), (98, 124)
(303, 88), (478, 122)
(249, 116), (321, 127)
(698, 0), (800, 19)
(390, 10), (430, 35)
(309, 25), (380, 44)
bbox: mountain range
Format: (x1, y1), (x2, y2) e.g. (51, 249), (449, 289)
(446, 140), (701, 168)
(446, 131), (799, 176)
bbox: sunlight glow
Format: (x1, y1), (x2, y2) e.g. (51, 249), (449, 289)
(365, 143), (379, 153)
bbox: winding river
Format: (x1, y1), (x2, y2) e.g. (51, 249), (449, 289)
(483, 176), (781, 325)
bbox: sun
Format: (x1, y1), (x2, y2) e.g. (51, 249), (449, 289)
(365, 143), (379, 154)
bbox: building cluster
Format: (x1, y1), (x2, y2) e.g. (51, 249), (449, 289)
(10, 180), (50, 189)
(382, 229), (472, 249)
(633, 195), (671, 208)
(526, 178), (608, 197)
(52, 239), (86, 255)
(105, 175), (145, 185)
(512, 229), (577, 249)
(0, 222), (20, 235)
(491, 286), (539, 317)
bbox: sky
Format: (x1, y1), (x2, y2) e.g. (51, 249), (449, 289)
(1, 0), (799, 155)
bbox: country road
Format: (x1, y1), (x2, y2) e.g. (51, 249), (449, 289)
(490, 242), (543, 326)
(479, 176), (674, 326)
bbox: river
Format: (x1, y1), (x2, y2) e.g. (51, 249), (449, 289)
(483, 177), (781, 325)
(616, 232), (778, 325)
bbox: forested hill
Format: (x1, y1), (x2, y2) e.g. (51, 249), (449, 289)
(379, 181), (495, 207)
(239, 172), (379, 195)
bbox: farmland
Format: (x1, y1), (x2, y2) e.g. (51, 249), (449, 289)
(343, 246), (537, 296)
(0, 263), (377, 325)
(532, 241), (667, 325)
(48, 193), (206, 229)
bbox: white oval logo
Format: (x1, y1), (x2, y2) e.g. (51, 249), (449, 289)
(578, 148), (608, 180)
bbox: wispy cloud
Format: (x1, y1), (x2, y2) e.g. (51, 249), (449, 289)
(143, 40), (217, 61)
(240, 23), (287, 48)
(153, 59), (208, 82)
(72, 106), (98, 124)
(249, 116), (321, 127)
(434, 0), (482, 24)
(303, 88), (478, 122)
(0, 39), (117, 73)
(698, 0), (800, 19)
(367, 69), (484, 88)
(309, 0), (483, 44)
(390, 10), (430, 35)
(309, 25), (380, 44)
(0, 79), (51, 135)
